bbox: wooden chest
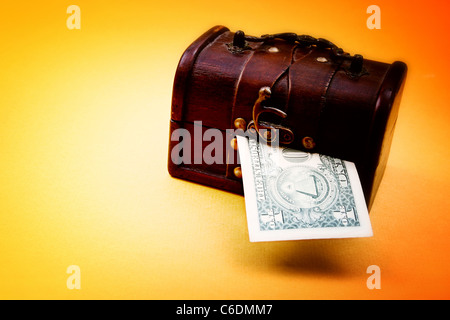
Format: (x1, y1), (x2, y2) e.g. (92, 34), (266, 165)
(168, 25), (407, 209)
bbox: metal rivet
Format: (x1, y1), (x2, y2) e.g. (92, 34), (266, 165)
(263, 130), (272, 140)
(234, 118), (247, 130)
(230, 138), (238, 151)
(316, 57), (328, 63)
(234, 167), (242, 179)
(268, 47), (279, 53)
(302, 136), (316, 149)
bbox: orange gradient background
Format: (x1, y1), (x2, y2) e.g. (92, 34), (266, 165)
(0, 0), (449, 299)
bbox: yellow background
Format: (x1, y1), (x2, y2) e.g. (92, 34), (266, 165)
(1, 0), (449, 299)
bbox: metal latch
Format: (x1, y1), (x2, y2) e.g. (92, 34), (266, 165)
(247, 87), (294, 145)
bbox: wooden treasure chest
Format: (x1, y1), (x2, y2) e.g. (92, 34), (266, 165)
(168, 25), (407, 209)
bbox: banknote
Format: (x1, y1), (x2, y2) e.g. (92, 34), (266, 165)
(237, 136), (373, 242)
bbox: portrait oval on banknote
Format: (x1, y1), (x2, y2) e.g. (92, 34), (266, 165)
(270, 166), (339, 212)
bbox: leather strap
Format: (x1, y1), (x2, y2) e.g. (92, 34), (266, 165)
(284, 49), (340, 151)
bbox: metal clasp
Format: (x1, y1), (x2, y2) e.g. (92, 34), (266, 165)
(247, 87), (294, 145)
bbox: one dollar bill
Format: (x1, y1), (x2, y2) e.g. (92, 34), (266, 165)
(237, 136), (373, 242)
